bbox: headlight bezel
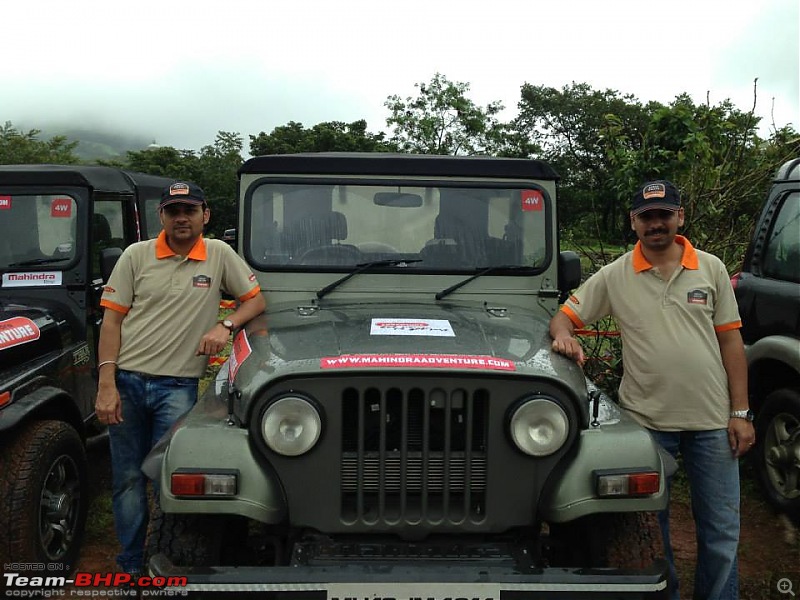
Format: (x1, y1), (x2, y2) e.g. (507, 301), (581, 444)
(506, 394), (571, 457)
(260, 393), (323, 457)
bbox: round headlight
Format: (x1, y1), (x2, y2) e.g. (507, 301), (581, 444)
(261, 396), (322, 456)
(509, 397), (569, 456)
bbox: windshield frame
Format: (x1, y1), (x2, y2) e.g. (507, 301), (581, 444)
(241, 176), (553, 276)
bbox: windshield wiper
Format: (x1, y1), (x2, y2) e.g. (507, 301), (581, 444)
(316, 259), (422, 299)
(435, 265), (529, 301)
(8, 257), (71, 267)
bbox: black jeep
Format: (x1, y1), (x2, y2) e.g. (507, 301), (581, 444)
(0, 165), (173, 575)
(732, 157), (800, 519)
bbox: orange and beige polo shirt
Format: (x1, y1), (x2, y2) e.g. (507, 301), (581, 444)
(100, 232), (261, 378)
(560, 236), (741, 431)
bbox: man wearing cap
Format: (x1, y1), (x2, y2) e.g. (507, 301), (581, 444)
(95, 181), (266, 575)
(549, 180), (753, 600)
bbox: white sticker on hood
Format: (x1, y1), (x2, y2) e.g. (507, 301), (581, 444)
(3, 271), (63, 287)
(370, 318), (455, 337)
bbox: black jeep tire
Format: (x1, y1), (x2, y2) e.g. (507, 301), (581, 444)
(0, 420), (88, 576)
(146, 506), (248, 567)
(754, 388), (800, 519)
(549, 511), (664, 568)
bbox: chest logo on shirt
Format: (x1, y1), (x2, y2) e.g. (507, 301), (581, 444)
(687, 289), (708, 305)
(193, 275), (212, 289)
(569, 294), (580, 305)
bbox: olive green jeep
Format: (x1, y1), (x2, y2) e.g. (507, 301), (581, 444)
(144, 153), (671, 598)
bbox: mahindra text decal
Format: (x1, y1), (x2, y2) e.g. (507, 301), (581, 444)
(321, 353), (516, 371)
(0, 317), (41, 351)
(228, 330), (252, 381)
(2, 271), (63, 287)
(370, 318), (455, 337)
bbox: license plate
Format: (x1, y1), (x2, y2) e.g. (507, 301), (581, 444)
(327, 583), (499, 600)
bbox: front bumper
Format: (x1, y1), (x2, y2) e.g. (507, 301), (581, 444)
(149, 554), (669, 598)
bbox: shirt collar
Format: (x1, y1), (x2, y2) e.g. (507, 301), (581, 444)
(632, 234), (699, 273)
(154, 230), (207, 261)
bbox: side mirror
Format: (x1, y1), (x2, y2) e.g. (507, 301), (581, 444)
(558, 250), (582, 303)
(101, 247), (123, 282)
(222, 228), (237, 247)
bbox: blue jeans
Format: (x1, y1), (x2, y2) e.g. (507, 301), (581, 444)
(108, 370), (198, 572)
(649, 429), (740, 600)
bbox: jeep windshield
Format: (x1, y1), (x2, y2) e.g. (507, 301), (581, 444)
(245, 181), (549, 273)
(0, 194), (78, 270)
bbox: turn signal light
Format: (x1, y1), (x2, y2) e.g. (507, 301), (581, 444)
(171, 472), (237, 497)
(596, 471), (660, 497)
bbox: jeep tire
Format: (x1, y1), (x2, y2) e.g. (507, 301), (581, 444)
(146, 506), (248, 567)
(0, 420), (88, 576)
(754, 388), (800, 519)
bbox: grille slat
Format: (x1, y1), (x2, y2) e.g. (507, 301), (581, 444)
(342, 386), (488, 524)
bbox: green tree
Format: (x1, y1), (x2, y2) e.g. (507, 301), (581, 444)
(123, 131), (245, 238)
(0, 121), (80, 164)
(195, 131), (244, 236)
(514, 82), (656, 242)
(249, 120), (394, 156)
(601, 92), (800, 267)
(384, 73), (509, 156)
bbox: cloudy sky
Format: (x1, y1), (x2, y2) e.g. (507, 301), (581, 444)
(3, 0), (798, 152)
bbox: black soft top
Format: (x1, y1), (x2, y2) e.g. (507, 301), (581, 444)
(239, 153), (560, 180)
(0, 164), (174, 194)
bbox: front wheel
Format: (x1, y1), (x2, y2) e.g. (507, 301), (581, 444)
(754, 388), (800, 519)
(548, 511), (664, 568)
(0, 420), (89, 577)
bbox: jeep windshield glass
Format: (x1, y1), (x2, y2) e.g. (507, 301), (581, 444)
(246, 182), (549, 272)
(0, 194), (78, 270)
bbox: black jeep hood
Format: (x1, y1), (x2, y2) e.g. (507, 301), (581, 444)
(0, 302), (65, 376)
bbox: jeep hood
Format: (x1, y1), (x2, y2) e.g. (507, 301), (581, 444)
(238, 300), (584, 387)
(0, 302), (65, 377)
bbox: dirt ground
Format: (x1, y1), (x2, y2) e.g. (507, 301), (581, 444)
(75, 443), (799, 599)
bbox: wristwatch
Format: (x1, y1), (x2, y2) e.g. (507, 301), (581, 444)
(218, 318), (235, 332)
(730, 409), (754, 421)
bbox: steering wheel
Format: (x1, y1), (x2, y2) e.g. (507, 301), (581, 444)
(296, 244), (362, 265)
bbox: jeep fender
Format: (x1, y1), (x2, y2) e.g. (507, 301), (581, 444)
(539, 416), (669, 523)
(154, 395), (287, 524)
(745, 336), (800, 372)
(0, 385), (84, 437)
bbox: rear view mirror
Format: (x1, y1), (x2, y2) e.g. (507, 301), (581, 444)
(373, 192), (423, 208)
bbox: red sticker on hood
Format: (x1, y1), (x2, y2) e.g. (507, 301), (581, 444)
(0, 195), (11, 210)
(321, 353), (516, 371)
(228, 330), (252, 381)
(0, 317), (41, 350)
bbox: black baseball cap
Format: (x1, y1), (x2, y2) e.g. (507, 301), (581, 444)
(159, 181), (205, 209)
(631, 180), (681, 216)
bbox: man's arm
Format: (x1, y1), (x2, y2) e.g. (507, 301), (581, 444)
(95, 308), (125, 424)
(196, 292), (266, 356)
(716, 328), (754, 457)
(550, 311), (586, 365)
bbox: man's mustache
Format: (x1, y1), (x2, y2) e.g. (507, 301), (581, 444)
(645, 228), (668, 236)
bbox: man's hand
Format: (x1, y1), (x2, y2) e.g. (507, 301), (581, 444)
(551, 335), (586, 366)
(728, 418), (756, 458)
(95, 382), (122, 425)
(196, 323), (230, 356)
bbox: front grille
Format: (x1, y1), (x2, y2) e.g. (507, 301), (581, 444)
(340, 385), (488, 525)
